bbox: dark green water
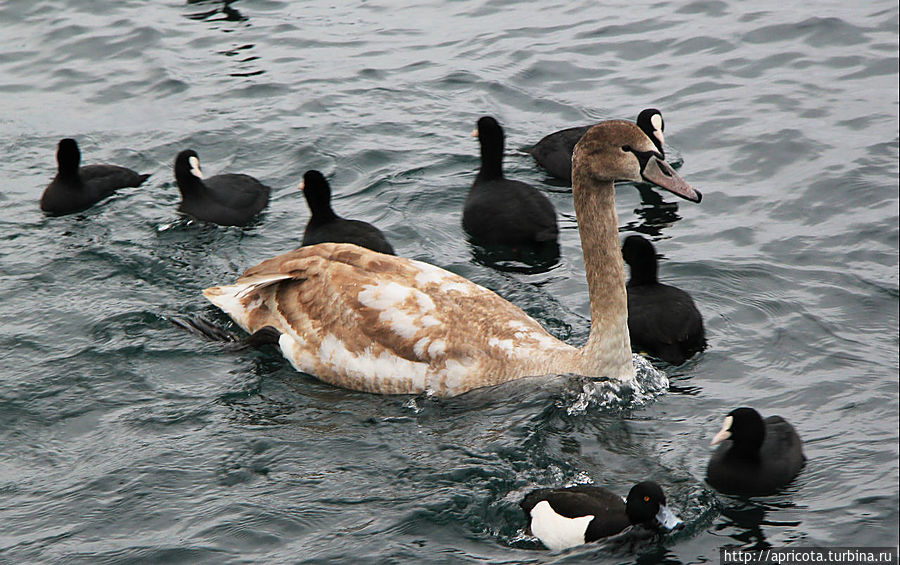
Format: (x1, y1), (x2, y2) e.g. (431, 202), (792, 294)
(1, 1), (897, 563)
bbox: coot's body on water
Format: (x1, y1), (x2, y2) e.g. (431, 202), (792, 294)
(623, 235), (706, 365)
(40, 138), (150, 216)
(463, 116), (559, 246)
(173, 149), (270, 227)
(300, 170), (394, 255)
(706, 407), (806, 496)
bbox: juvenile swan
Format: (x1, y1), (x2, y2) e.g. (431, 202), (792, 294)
(202, 121), (701, 396)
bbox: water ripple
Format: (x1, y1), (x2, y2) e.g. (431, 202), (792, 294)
(0, 0), (897, 563)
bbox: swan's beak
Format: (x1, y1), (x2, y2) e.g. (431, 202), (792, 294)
(641, 155), (701, 203)
(470, 128), (479, 138)
(655, 504), (683, 532)
(711, 415), (733, 446)
(298, 179), (305, 191)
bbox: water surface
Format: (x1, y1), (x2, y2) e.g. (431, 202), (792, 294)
(0, 1), (898, 563)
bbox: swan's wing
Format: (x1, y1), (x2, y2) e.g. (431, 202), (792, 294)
(204, 243), (570, 395)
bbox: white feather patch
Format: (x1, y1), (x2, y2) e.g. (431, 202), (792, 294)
(358, 281), (413, 310)
(202, 284), (257, 331)
(412, 261), (449, 285)
(378, 308), (420, 339)
(440, 357), (475, 393)
(420, 315), (441, 327)
(530, 500), (593, 552)
(488, 337), (515, 358)
(413, 337), (430, 359)
(235, 274), (296, 297)
(278, 333), (316, 373)
(318, 334), (428, 391)
(358, 281), (441, 338)
(439, 281), (471, 294)
(411, 261), (472, 296)
(427, 339), (446, 358)
(527, 331), (561, 348)
(188, 155), (203, 179)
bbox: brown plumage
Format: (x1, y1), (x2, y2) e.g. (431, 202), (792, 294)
(203, 121), (701, 396)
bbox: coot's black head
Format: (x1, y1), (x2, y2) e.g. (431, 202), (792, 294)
(475, 116), (504, 143)
(622, 234), (658, 285)
(174, 149), (203, 184)
(56, 138), (81, 175)
(625, 481), (682, 531)
(635, 108), (665, 157)
(711, 407), (766, 452)
(300, 170), (336, 218)
(472, 116), (505, 179)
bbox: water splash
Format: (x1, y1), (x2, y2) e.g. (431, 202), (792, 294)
(562, 354), (670, 416)
(405, 355), (669, 415)
(402, 396), (422, 414)
(156, 220), (180, 232)
(570, 470), (595, 486)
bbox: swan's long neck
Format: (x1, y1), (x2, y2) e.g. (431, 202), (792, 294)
(571, 172), (635, 380)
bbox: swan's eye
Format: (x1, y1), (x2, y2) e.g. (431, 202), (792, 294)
(643, 495), (650, 502)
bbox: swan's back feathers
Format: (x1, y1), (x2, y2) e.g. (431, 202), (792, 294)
(204, 243), (573, 395)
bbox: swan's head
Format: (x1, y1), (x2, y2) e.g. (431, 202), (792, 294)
(573, 120), (700, 203)
(174, 149), (204, 182)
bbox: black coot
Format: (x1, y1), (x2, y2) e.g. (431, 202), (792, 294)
(623, 235), (706, 365)
(173, 149), (270, 227)
(526, 108), (665, 183)
(706, 407), (806, 496)
(40, 138), (150, 216)
(463, 116), (558, 246)
(299, 170), (395, 255)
